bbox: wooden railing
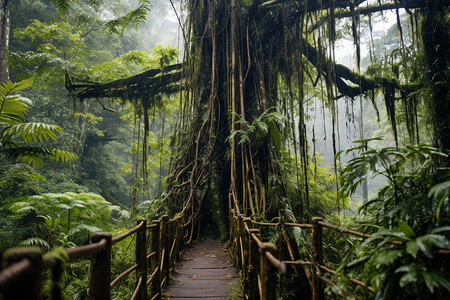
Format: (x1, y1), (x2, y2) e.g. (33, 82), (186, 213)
(0, 215), (186, 300)
(229, 201), (450, 300)
(2, 204), (449, 300)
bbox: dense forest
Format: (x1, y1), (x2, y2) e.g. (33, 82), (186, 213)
(0, 0), (449, 299)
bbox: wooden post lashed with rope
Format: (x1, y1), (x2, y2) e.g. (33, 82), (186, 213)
(311, 217), (324, 300)
(248, 228), (260, 299)
(260, 243), (277, 300)
(0, 248), (43, 300)
(135, 218), (148, 300)
(150, 220), (161, 299)
(89, 232), (112, 300)
(160, 215), (170, 287)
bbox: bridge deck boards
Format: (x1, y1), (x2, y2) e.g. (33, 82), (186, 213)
(163, 239), (239, 299)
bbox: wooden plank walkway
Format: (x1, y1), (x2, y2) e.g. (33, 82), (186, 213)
(163, 239), (240, 300)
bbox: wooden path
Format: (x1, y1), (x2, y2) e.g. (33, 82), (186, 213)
(163, 239), (240, 300)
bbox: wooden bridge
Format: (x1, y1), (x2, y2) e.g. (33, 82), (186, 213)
(1, 198), (448, 300)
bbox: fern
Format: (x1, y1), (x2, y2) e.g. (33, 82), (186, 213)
(0, 81), (77, 167)
(104, 4), (150, 34)
(227, 107), (287, 149)
(51, 0), (72, 13)
(19, 237), (51, 250)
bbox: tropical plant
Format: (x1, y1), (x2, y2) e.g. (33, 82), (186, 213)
(4, 192), (130, 248)
(0, 80), (77, 167)
(334, 140), (450, 299)
(227, 107), (287, 150)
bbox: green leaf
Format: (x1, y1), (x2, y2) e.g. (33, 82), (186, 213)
(399, 270), (419, 288)
(428, 181), (450, 221)
(371, 250), (404, 269)
(406, 240), (419, 258)
(415, 234), (450, 258)
(431, 226), (450, 234)
(398, 220), (415, 238)
(422, 270), (450, 293)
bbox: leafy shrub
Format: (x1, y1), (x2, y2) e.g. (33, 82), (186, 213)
(334, 141), (450, 299)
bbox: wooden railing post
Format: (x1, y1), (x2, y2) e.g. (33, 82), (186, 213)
(173, 218), (181, 263)
(178, 217), (185, 255)
(248, 228), (260, 300)
(260, 243), (277, 300)
(89, 232), (112, 300)
(1, 247), (42, 300)
(237, 214), (245, 271)
(311, 217), (324, 300)
(150, 220), (161, 299)
(168, 219), (176, 268)
(230, 209), (239, 267)
(243, 217), (252, 295)
(161, 215), (170, 287)
(136, 218), (148, 300)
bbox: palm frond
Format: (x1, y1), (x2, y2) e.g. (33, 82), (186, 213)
(1, 147), (78, 167)
(1, 80), (33, 126)
(0, 80), (32, 98)
(0, 96), (29, 125)
(2, 123), (63, 143)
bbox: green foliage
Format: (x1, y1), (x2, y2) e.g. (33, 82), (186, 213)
(51, 0), (73, 13)
(0, 80), (77, 167)
(227, 107), (287, 149)
(90, 45), (178, 81)
(5, 192), (129, 247)
(50, 0), (151, 34)
(104, 3), (150, 34)
(335, 141), (450, 298)
(12, 19), (89, 81)
(0, 164), (44, 199)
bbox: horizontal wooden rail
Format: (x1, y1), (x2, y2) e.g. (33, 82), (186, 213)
(251, 220), (313, 229)
(67, 238), (107, 261)
(111, 222), (144, 244)
(130, 275), (143, 300)
(110, 264), (138, 288)
(146, 266), (159, 286)
(318, 264), (375, 292)
(0, 213), (188, 300)
(317, 221), (405, 245)
(230, 199), (449, 300)
(0, 260), (33, 288)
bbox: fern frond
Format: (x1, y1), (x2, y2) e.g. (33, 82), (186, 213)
(104, 4), (150, 34)
(51, 0), (73, 13)
(68, 224), (101, 237)
(19, 237), (50, 250)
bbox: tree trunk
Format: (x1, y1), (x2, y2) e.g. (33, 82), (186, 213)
(422, 5), (450, 155)
(0, 0), (10, 82)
